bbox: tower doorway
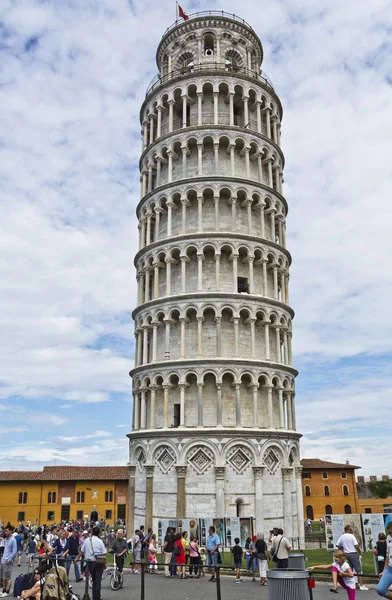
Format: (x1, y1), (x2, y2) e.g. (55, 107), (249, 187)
(91, 510), (99, 522)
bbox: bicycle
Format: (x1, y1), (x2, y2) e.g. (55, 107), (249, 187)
(87, 553), (123, 591)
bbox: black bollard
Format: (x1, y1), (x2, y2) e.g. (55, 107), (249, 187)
(140, 563), (145, 600)
(216, 567), (222, 600)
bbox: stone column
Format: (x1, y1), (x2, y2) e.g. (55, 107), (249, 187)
(229, 93), (234, 126)
(216, 384), (223, 427)
(166, 201), (173, 237)
(233, 317), (239, 357)
(163, 384), (169, 429)
(154, 206), (161, 239)
(176, 466), (187, 519)
(266, 386), (273, 427)
(181, 147), (187, 179)
(165, 258), (171, 295)
(152, 323), (158, 362)
(140, 388), (147, 429)
(197, 144), (203, 176)
(273, 264), (279, 299)
(145, 465), (154, 529)
(214, 145), (219, 175)
(295, 467), (305, 542)
(197, 196), (203, 232)
(155, 158), (161, 187)
(292, 393), (297, 431)
(235, 384), (241, 427)
(168, 100), (174, 132)
(143, 122), (148, 150)
(213, 92), (219, 124)
(134, 392), (140, 430)
(153, 263), (159, 299)
(197, 317), (204, 357)
(214, 195), (220, 228)
(180, 317), (186, 359)
(181, 197), (188, 234)
(278, 387), (285, 429)
(267, 159), (273, 187)
(157, 106), (162, 137)
(245, 147), (250, 178)
(167, 151), (173, 183)
(232, 254), (238, 293)
(282, 468), (294, 538)
(275, 325), (281, 363)
(215, 467), (226, 516)
(287, 392), (293, 430)
(261, 259), (268, 296)
(256, 101), (262, 133)
(136, 328), (143, 365)
(252, 385), (259, 427)
(140, 218), (146, 249)
(127, 464), (136, 536)
(265, 107), (271, 138)
(144, 269), (150, 303)
(180, 256), (187, 292)
(197, 253), (203, 289)
(253, 467), (264, 534)
(230, 144), (235, 176)
(283, 328), (289, 364)
(243, 96), (249, 127)
(215, 316), (222, 356)
(264, 321), (270, 360)
(288, 332), (293, 366)
(248, 257), (254, 292)
(257, 153), (263, 183)
(179, 383), (186, 428)
(182, 95), (187, 128)
(150, 386), (156, 429)
(197, 92), (202, 125)
(231, 197), (237, 231)
(249, 318), (256, 358)
(215, 254), (221, 290)
(164, 318), (170, 359)
(197, 383), (204, 428)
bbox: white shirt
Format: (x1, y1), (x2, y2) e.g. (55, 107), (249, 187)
(336, 533), (358, 554)
(81, 536), (106, 561)
(271, 535), (290, 559)
(333, 561), (355, 589)
(387, 534), (392, 568)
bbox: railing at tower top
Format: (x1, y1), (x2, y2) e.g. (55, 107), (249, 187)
(162, 11), (255, 36)
(146, 63), (274, 97)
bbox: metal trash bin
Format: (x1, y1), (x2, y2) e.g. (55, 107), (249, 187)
(288, 552), (306, 570)
(267, 569), (310, 600)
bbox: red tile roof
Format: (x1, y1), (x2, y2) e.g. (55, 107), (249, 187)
(0, 471), (42, 481)
(301, 459), (360, 470)
(41, 467), (129, 481)
(0, 467), (129, 482)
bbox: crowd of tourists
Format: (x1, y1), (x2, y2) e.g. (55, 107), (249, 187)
(1, 520), (392, 600)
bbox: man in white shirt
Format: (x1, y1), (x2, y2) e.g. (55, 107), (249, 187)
(271, 528), (291, 569)
(81, 527), (106, 600)
(377, 521), (392, 599)
(336, 525), (368, 591)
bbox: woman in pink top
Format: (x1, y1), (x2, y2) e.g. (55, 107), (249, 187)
(189, 535), (201, 578)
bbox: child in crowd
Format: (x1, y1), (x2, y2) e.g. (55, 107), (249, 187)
(232, 538), (244, 584)
(27, 537), (37, 567)
(310, 550), (356, 600)
(199, 548), (206, 576)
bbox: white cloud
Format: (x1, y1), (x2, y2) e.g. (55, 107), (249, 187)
(1, 0), (391, 473)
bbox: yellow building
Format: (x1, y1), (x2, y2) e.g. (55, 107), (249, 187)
(301, 459), (360, 520)
(0, 466), (129, 525)
(357, 475), (392, 514)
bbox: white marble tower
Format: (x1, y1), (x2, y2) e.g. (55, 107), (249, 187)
(128, 10), (303, 541)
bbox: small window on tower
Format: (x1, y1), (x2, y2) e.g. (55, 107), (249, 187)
(173, 404), (180, 428)
(237, 277), (249, 293)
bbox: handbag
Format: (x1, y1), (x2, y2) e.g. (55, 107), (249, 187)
(174, 544), (181, 556)
(89, 538), (106, 567)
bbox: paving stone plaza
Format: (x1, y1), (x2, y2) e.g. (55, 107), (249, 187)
(128, 11), (304, 539)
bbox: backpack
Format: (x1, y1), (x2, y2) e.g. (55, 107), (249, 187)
(13, 575), (24, 598)
(174, 545), (181, 556)
(42, 565), (69, 600)
(22, 574), (35, 592)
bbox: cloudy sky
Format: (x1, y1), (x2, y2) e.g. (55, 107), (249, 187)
(1, 0), (391, 476)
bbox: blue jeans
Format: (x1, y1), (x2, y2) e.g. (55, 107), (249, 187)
(206, 551), (219, 572)
(66, 555), (81, 580)
(377, 565), (392, 597)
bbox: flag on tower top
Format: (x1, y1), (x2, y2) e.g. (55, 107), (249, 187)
(176, 2), (189, 21)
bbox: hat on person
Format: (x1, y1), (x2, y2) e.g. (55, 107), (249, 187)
(83, 530), (88, 534)
(252, 535), (257, 540)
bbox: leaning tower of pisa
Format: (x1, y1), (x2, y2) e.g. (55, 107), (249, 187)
(128, 10), (303, 540)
